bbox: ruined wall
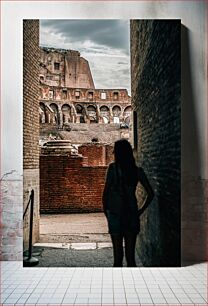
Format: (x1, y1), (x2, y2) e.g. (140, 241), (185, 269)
(131, 20), (181, 266)
(39, 87), (131, 125)
(23, 20), (40, 249)
(39, 47), (131, 128)
(40, 123), (130, 145)
(40, 47), (95, 89)
(40, 148), (107, 213)
(79, 145), (106, 166)
(78, 144), (114, 166)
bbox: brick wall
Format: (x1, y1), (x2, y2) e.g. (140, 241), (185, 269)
(23, 20), (40, 249)
(40, 152), (107, 213)
(23, 20), (40, 169)
(131, 20), (181, 266)
(106, 145), (114, 165)
(78, 144), (114, 166)
(79, 145), (106, 166)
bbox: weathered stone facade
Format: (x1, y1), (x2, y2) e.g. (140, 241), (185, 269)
(40, 47), (95, 89)
(40, 123), (130, 145)
(39, 47), (131, 144)
(38, 43), (131, 214)
(23, 20), (40, 250)
(131, 20), (181, 266)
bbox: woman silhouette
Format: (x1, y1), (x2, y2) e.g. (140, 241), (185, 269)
(102, 139), (154, 267)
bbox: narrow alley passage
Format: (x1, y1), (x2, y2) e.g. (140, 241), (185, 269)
(33, 213), (142, 267)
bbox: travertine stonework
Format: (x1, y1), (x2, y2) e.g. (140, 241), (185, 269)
(39, 47), (131, 144)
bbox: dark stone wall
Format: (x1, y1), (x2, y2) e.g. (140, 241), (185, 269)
(131, 20), (181, 266)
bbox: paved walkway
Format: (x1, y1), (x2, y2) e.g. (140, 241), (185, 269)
(32, 244), (142, 267)
(39, 213), (111, 243)
(33, 213), (142, 267)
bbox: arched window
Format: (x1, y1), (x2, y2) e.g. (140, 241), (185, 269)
(50, 103), (59, 124)
(87, 105), (97, 123)
(112, 105), (121, 123)
(75, 104), (84, 114)
(39, 102), (46, 123)
(62, 104), (71, 123)
(75, 104), (85, 123)
(100, 106), (110, 124)
(123, 106), (132, 125)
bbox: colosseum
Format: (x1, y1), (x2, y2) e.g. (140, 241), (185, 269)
(39, 47), (132, 144)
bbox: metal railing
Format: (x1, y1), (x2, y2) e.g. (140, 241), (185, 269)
(23, 189), (39, 266)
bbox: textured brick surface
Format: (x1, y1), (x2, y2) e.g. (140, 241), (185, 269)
(40, 151), (107, 214)
(79, 144), (113, 166)
(23, 20), (40, 248)
(181, 177), (208, 262)
(23, 20), (40, 169)
(131, 20), (181, 266)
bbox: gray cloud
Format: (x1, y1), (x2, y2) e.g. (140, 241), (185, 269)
(40, 20), (130, 54)
(40, 20), (131, 94)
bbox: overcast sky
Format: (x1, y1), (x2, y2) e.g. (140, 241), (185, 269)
(40, 20), (131, 94)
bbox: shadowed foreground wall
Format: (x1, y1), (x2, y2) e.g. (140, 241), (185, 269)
(23, 20), (40, 250)
(131, 20), (181, 266)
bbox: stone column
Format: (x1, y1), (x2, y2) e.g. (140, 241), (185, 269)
(58, 105), (63, 128)
(109, 107), (114, 123)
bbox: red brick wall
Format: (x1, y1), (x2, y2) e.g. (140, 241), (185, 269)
(106, 145), (114, 165)
(78, 144), (114, 167)
(78, 145), (105, 166)
(40, 154), (107, 213)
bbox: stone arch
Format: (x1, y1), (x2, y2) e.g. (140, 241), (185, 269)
(112, 105), (121, 123)
(75, 104), (85, 123)
(50, 103), (59, 124)
(75, 104), (84, 114)
(39, 102), (46, 123)
(87, 105), (97, 123)
(62, 104), (71, 123)
(100, 105), (110, 124)
(123, 105), (132, 125)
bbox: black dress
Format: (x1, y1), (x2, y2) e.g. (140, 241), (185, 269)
(103, 162), (140, 235)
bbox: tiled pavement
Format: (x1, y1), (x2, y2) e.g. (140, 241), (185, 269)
(0, 261), (207, 305)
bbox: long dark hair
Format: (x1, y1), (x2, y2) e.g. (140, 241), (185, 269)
(114, 139), (137, 184)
